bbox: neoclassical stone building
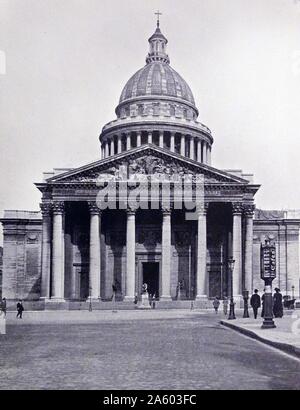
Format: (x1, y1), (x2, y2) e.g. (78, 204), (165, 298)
(1, 21), (300, 307)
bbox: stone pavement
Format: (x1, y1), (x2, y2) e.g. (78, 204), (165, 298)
(1, 311), (300, 389)
(3, 308), (210, 325)
(221, 312), (300, 358)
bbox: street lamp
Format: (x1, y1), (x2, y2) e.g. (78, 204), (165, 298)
(89, 286), (92, 312)
(242, 290), (250, 318)
(228, 257), (236, 320)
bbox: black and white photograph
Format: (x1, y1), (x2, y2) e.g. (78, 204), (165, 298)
(0, 0), (300, 393)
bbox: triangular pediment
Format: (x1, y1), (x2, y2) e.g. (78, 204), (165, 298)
(43, 145), (251, 185)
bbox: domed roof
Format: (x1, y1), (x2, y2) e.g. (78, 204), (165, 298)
(119, 62), (195, 106)
(118, 22), (196, 108)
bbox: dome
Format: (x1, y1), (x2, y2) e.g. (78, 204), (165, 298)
(119, 62), (196, 106)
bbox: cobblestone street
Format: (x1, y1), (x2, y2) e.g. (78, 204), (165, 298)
(0, 311), (300, 390)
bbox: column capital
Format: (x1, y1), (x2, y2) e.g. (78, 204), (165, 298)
(243, 204), (255, 217)
(88, 201), (101, 215)
(127, 204), (137, 215)
(196, 202), (209, 216)
(40, 203), (52, 216)
(232, 202), (243, 215)
(162, 204), (172, 215)
(52, 201), (65, 214)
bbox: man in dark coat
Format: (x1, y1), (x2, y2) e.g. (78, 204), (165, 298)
(273, 288), (283, 318)
(16, 300), (24, 319)
(0, 298), (7, 317)
(250, 289), (261, 319)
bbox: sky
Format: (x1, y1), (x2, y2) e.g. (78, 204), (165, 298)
(0, 0), (300, 238)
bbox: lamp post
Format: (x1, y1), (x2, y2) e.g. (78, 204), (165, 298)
(89, 286), (92, 312)
(228, 257), (236, 320)
(242, 290), (249, 318)
(261, 240), (276, 329)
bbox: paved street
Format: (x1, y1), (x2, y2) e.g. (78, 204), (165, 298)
(0, 311), (300, 390)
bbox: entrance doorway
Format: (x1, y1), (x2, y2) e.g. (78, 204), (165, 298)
(142, 262), (159, 298)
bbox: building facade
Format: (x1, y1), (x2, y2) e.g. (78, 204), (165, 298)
(1, 22), (300, 307)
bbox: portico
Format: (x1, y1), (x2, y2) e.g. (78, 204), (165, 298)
(36, 145), (258, 305)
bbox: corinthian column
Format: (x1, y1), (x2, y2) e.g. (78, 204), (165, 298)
(232, 202), (243, 297)
(159, 130), (164, 148)
(197, 140), (202, 162)
(51, 202), (65, 300)
(244, 204), (255, 293)
(170, 132), (175, 152)
(117, 135), (122, 153)
(190, 136), (195, 160)
(125, 208), (136, 300)
(126, 132), (131, 150)
(196, 203), (208, 299)
(161, 207), (172, 300)
(88, 202), (101, 299)
(202, 142), (207, 163)
(40, 203), (52, 299)
(180, 134), (185, 156)
(136, 132), (141, 147)
(110, 138), (115, 156)
(104, 141), (109, 158)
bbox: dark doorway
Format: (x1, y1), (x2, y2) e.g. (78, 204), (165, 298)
(142, 262), (159, 298)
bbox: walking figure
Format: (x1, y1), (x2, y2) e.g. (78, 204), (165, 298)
(213, 297), (220, 314)
(273, 288), (283, 318)
(223, 297), (228, 316)
(250, 289), (261, 319)
(0, 298), (7, 317)
(16, 300), (24, 319)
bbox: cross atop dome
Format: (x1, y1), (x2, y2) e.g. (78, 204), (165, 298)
(155, 10), (162, 27)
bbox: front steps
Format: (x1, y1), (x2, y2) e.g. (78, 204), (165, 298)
(4, 298), (215, 311)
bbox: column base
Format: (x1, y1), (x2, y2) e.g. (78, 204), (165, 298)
(195, 295), (208, 300)
(86, 298), (101, 302)
(159, 296), (172, 302)
(45, 297), (66, 303)
(124, 296), (135, 302)
(261, 318), (276, 329)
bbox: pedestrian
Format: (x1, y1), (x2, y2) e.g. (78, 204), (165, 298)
(273, 288), (283, 318)
(16, 299), (24, 319)
(134, 293), (138, 305)
(250, 289), (261, 319)
(0, 297), (7, 317)
(223, 297), (228, 316)
(213, 297), (220, 314)
(152, 293), (156, 309)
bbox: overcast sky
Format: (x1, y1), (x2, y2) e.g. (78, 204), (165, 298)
(1, 0), (300, 235)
